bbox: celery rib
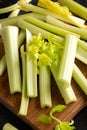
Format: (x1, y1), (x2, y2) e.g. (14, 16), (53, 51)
(18, 45), (29, 116)
(1, 26), (21, 94)
(73, 64), (87, 95)
(26, 29), (38, 97)
(57, 34), (78, 87)
(39, 65), (52, 108)
(0, 3), (19, 14)
(46, 15), (87, 40)
(3, 123), (18, 130)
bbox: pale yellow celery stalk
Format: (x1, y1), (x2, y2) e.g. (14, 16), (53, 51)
(3, 123), (18, 130)
(57, 34), (78, 87)
(0, 29), (25, 76)
(39, 65), (52, 108)
(50, 63), (77, 104)
(1, 26), (21, 94)
(26, 29), (38, 97)
(8, 8), (20, 17)
(18, 45), (29, 116)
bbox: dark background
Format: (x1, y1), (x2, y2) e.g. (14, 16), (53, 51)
(0, 0), (87, 129)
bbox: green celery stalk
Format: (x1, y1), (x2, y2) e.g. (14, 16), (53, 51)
(57, 34), (78, 87)
(18, 45), (29, 116)
(58, 0), (87, 20)
(73, 64), (87, 95)
(3, 123), (18, 130)
(25, 16), (79, 38)
(0, 29), (25, 76)
(46, 15), (87, 40)
(39, 65), (52, 108)
(8, 8), (20, 17)
(0, 3), (19, 14)
(17, 19), (64, 44)
(18, 2), (87, 29)
(0, 26), (21, 94)
(50, 63), (77, 104)
(76, 43), (87, 64)
(26, 29), (38, 97)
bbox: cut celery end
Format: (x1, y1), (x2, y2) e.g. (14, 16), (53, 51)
(1, 26), (21, 94)
(18, 45), (29, 116)
(26, 29), (38, 97)
(57, 34), (78, 87)
(39, 65), (52, 108)
(51, 63), (77, 104)
(3, 123), (18, 130)
(73, 64), (87, 95)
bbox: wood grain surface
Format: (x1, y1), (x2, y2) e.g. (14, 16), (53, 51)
(0, 37), (87, 130)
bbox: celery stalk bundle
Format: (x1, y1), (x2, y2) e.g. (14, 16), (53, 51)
(0, 0), (87, 118)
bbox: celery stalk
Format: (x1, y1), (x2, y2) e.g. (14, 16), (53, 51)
(18, 45), (29, 116)
(17, 19), (64, 44)
(51, 63), (77, 104)
(1, 26), (21, 94)
(8, 8), (20, 17)
(73, 64), (87, 95)
(0, 29), (25, 76)
(25, 16), (79, 38)
(18, 3), (87, 29)
(39, 65), (52, 108)
(0, 3), (19, 14)
(57, 34), (78, 86)
(26, 29), (38, 97)
(3, 123), (18, 130)
(46, 15), (87, 40)
(59, 0), (87, 20)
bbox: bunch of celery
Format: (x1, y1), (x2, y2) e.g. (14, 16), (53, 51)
(0, 0), (87, 119)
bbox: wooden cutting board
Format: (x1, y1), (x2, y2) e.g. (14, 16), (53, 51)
(0, 37), (87, 130)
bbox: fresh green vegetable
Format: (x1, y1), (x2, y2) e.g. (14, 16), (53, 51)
(39, 65), (52, 108)
(57, 34), (78, 87)
(0, 26), (21, 93)
(46, 15), (87, 40)
(18, 45), (29, 116)
(0, 29), (25, 76)
(37, 105), (75, 130)
(3, 123), (18, 130)
(59, 0), (87, 20)
(26, 29), (38, 97)
(73, 64), (87, 95)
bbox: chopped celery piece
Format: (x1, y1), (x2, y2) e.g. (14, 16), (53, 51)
(17, 19), (64, 44)
(18, 45), (29, 116)
(57, 34), (78, 87)
(76, 43), (87, 64)
(25, 16), (79, 38)
(73, 64), (87, 95)
(46, 15), (87, 40)
(3, 123), (18, 130)
(51, 63), (77, 104)
(26, 29), (38, 97)
(0, 26), (21, 94)
(39, 65), (52, 108)
(8, 8), (20, 17)
(59, 0), (87, 20)
(0, 3), (19, 14)
(0, 29), (25, 76)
